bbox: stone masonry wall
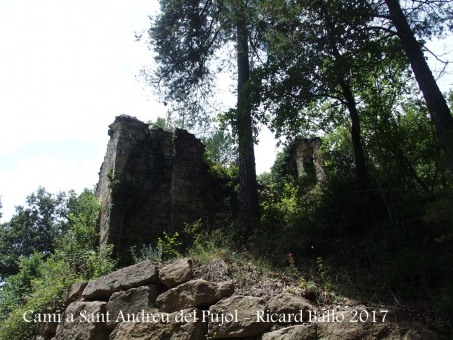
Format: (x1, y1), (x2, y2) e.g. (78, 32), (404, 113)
(96, 115), (222, 258)
(35, 259), (439, 340)
(293, 137), (326, 183)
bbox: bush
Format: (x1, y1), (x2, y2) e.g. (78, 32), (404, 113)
(0, 189), (116, 339)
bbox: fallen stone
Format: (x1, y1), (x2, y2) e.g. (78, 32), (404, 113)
(106, 285), (158, 330)
(208, 295), (272, 338)
(37, 319), (59, 339)
(159, 258), (193, 288)
(156, 279), (234, 312)
(55, 301), (108, 340)
(82, 260), (158, 300)
(314, 309), (439, 340)
(266, 291), (314, 323)
(109, 308), (207, 340)
(262, 324), (317, 340)
(64, 281), (87, 305)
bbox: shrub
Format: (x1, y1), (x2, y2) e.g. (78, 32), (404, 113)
(0, 189), (116, 339)
(130, 243), (163, 263)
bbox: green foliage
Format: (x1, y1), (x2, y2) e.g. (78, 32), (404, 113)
(106, 169), (120, 193)
(207, 162), (240, 221)
(149, 115), (172, 131)
(0, 188), (69, 279)
(316, 256), (333, 291)
(185, 220), (228, 264)
(202, 128), (238, 166)
(148, 109), (206, 132)
(0, 254), (45, 319)
(157, 232), (182, 260)
(0, 256), (73, 339)
(0, 189), (115, 339)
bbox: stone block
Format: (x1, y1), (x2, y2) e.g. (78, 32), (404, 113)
(265, 291), (313, 323)
(208, 295), (272, 338)
(159, 258), (194, 288)
(109, 308), (207, 340)
(55, 301), (108, 340)
(262, 324), (317, 340)
(63, 281), (87, 306)
(82, 260), (158, 300)
(106, 285), (158, 330)
(156, 279), (234, 312)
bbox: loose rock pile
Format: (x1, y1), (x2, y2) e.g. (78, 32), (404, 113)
(34, 258), (439, 340)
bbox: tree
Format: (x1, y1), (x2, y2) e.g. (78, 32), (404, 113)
(0, 188), (104, 280)
(235, 1), (260, 223)
(254, 0), (391, 188)
(148, 0), (260, 225)
(0, 189), (114, 338)
(202, 128), (238, 165)
(358, 60), (442, 193)
(0, 188), (68, 279)
(381, 0), (453, 170)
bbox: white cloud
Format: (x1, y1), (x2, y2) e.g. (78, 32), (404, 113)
(0, 153), (101, 221)
(0, 0), (167, 221)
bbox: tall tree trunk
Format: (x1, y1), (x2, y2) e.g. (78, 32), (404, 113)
(384, 0), (453, 170)
(339, 79), (369, 189)
(321, 7), (369, 188)
(236, 14), (260, 226)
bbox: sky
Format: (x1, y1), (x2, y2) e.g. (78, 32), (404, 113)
(0, 0), (277, 222)
(0, 0), (451, 222)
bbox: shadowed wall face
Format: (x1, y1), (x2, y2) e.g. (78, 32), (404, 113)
(96, 115), (221, 259)
(294, 138), (326, 183)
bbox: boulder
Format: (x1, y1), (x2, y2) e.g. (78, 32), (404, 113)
(109, 308), (207, 340)
(36, 319), (59, 339)
(314, 309), (439, 340)
(55, 301), (108, 340)
(159, 258), (193, 288)
(262, 324), (317, 340)
(82, 260), (158, 300)
(265, 291), (313, 323)
(401, 327), (439, 340)
(208, 295), (272, 338)
(105, 285), (158, 330)
(156, 279), (234, 312)
(64, 281), (87, 305)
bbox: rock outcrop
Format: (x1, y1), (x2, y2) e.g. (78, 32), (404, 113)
(208, 295), (272, 338)
(156, 279), (234, 312)
(82, 260), (158, 300)
(96, 115), (223, 259)
(158, 258), (194, 288)
(33, 258), (439, 340)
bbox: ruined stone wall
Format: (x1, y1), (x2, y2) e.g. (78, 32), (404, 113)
(96, 115), (221, 257)
(293, 137), (326, 183)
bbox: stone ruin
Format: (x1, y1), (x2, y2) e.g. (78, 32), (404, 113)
(293, 137), (326, 183)
(96, 115), (222, 259)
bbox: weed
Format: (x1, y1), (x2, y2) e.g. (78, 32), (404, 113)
(130, 243), (163, 263)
